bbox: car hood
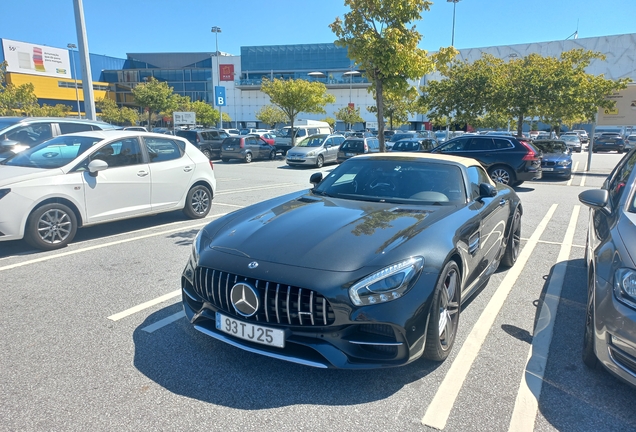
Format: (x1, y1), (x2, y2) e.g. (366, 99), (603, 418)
(0, 165), (62, 187)
(202, 192), (456, 272)
(542, 152), (571, 162)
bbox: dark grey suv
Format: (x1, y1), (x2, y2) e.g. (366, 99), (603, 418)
(336, 137), (380, 163)
(0, 117), (119, 160)
(175, 128), (229, 159)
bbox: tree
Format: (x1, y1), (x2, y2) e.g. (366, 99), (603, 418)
(322, 116), (336, 129)
(368, 86), (419, 130)
(30, 104), (72, 117)
(190, 101), (219, 127)
(261, 78), (335, 145)
(0, 61), (38, 116)
(330, 0), (451, 151)
(96, 97), (139, 125)
(256, 105), (287, 128)
(131, 77), (175, 129)
(334, 106), (364, 129)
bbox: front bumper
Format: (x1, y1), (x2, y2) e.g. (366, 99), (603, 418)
(181, 255), (436, 369)
(286, 154), (318, 166)
(593, 274), (636, 387)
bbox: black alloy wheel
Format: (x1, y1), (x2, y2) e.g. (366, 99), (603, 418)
(25, 203), (78, 250)
(501, 208), (521, 268)
(183, 185), (212, 219)
(424, 261), (461, 361)
(582, 270), (599, 368)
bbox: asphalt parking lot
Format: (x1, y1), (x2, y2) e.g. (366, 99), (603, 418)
(1, 151), (635, 431)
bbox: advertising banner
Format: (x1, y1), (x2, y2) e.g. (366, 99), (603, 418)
(598, 84), (636, 126)
(2, 39), (71, 79)
(220, 64), (234, 81)
(173, 112), (196, 125)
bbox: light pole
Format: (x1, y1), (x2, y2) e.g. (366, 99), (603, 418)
(447, 0), (461, 46)
(67, 43), (81, 118)
(211, 26), (222, 128)
(343, 70), (361, 104)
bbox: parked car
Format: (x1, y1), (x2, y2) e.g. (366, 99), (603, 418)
(123, 126), (148, 132)
(286, 133), (345, 168)
(429, 135), (542, 186)
(532, 140), (573, 180)
(239, 128), (268, 135)
(175, 128), (229, 159)
(336, 136), (380, 163)
(0, 131), (216, 250)
(274, 122), (332, 156)
(559, 134), (583, 153)
(182, 152), (522, 368)
(390, 137), (438, 153)
(221, 135), (277, 163)
(387, 131), (428, 149)
(625, 134), (636, 150)
(593, 136), (626, 153)
(221, 128), (240, 136)
(579, 148), (636, 387)
(0, 117), (119, 160)
(572, 129), (589, 144)
(248, 131), (277, 146)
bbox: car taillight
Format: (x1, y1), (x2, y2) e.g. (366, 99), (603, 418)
(364, 143), (369, 152)
(240, 139), (245, 148)
(196, 135), (200, 143)
(520, 141), (539, 161)
(209, 161), (214, 170)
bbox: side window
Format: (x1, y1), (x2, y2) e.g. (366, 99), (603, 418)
(468, 138), (494, 151)
(493, 138), (513, 149)
(335, 137), (345, 145)
(219, 131), (229, 139)
(7, 124), (53, 147)
(200, 132), (210, 141)
(297, 129), (307, 138)
(308, 128), (318, 135)
(466, 166), (492, 200)
(59, 122), (93, 134)
(144, 137), (182, 162)
(608, 151), (636, 210)
(440, 137), (468, 152)
(209, 131), (219, 139)
(91, 138), (143, 168)
(325, 138), (333, 147)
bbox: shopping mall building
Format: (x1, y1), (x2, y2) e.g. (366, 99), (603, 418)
(1, 33), (634, 130)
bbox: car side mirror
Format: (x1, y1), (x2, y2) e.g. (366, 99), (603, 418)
(87, 159), (109, 177)
(579, 189), (609, 211)
(479, 183), (497, 199)
(310, 172), (323, 186)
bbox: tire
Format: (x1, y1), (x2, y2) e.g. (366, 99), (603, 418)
(269, 150), (276, 160)
(315, 155), (324, 168)
(582, 271), (599, 369)
(183, 185), (212, 219)
(221, 158), (230, 162)
(423, 261), (461, 361)
(501, 207), (521, 268)
(488, 165), (515, 186)
(244, 152), (253, 163)
(202, 149), (212, 159)
(25, 203), (78, 250)
(618, 149), (624, 154)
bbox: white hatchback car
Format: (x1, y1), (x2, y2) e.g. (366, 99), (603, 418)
(0, 130), (216, 250)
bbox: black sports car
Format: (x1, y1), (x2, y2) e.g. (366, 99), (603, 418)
(182, 153), (522, 368)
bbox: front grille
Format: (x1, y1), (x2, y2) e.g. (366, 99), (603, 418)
(609, 345), (636, 375)
(193, 267), (335, 326)
(543, 161), (556, 167)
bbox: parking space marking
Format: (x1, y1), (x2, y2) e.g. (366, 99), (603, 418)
(422, 204), (558, 430)
(213, 202), (246, 208)
(579, 172), (587, 187)
(567, 162), (579, 186)
(141, 311), (186, 333)
(108, 290), (181, 321)
(508, 205), (579, 432)
(217, 183), (299, 195)
(0, 215), (228, 273)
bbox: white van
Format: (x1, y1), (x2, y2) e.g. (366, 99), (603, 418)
(274, 120), (332, 155)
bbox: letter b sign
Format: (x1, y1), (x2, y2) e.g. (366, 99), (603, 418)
(215, 86), (226, 107)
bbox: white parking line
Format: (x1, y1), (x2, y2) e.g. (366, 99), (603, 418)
(567, 162), (579, 186)
(213, 202), (246, 208)
(422, 204), (558, 430)
(108, 290), (181, 321)
(508, 205), (579, 432)
(217, 183), (299, 195)
(141, 311), (186, 333)
(579, 173), (587, 187)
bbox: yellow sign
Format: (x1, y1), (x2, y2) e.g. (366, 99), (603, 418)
(603, 107), (619, 115)
(598, 84), (636, 126)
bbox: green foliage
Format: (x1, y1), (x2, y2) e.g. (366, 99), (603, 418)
(330, 0), (441, 150)
(30, 104), (72, 117)
(368, 86), (419, 129)
(256, 105), (287, 127)
(0, 61), (39, 116)
(261, 78), (336, 144)
(322, 117), (336, 129)
(131, 77), (175, 128)
(422, 49), (631, 135)
(96, 97), (139, 125)
(190, 101), (219, 127)
(334, 106), (364, 129)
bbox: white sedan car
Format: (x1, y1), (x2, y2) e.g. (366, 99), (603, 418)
(0, 130), (216, 250)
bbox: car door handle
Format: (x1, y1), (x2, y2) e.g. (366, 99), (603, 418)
(183, 166), (193, 172)
(137, 170), (149, 177)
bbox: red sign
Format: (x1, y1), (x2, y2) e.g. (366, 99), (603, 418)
(220, 64), (234, 81)
(348, 103), (355, 109)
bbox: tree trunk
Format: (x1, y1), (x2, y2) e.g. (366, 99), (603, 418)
(516, 114), (524, 137)
(376, 77), (386, 152)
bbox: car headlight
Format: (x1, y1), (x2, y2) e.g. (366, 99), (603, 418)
(306, 151), (316, 157)
(614, 268), (636, 309)
(191, 228), (209, 265)
(558, 160), (571, 166)
(349, 257), (424, 306)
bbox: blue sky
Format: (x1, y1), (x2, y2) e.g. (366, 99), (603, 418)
(2, 0), (634, 58)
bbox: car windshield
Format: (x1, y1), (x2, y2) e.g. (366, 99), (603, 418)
(297, 135), (326, 147)
(533, 141), (568, 153)
(392, 140), (420, 152)
(340, 140), (364, 152)
(561, 135), (578, 141)
(313, 158), (465, 205)
(1, 135), (102, 168)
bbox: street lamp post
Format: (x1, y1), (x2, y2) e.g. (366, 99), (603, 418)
(343, 70), (361, 104)
(67, 43), (81, 118)
(447, 0), (461, 46)
(211, 26), (222, 128)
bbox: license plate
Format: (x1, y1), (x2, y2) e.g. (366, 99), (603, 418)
(345, 152), (355, 157)
(543, 168), (554, 171)
(225, 147), (234, 151)
(216, 312), (285, 348)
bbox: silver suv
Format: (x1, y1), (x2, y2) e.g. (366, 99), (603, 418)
(286, 134), (345, 168)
